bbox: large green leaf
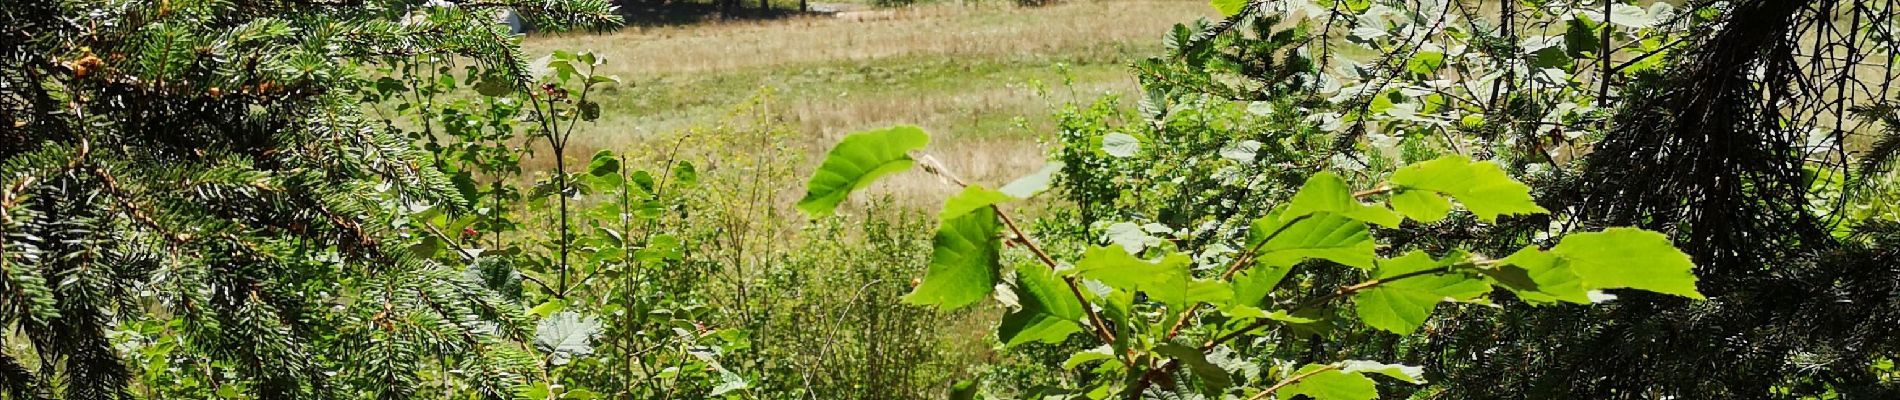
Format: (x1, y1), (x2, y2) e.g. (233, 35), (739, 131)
(796, 126), (930, 217)
(1071, 245), (1192, 310)
(1101, 133), (1141, 157)
(535, 311), (602, 366)
(1550, 228), (1704, 299)
(1388, 156), (1547, 222)
(903, 206), (1002, 310)
(942, 185), (1013, 220)
(1229, 259), (1293, 308)
(1353, 251), (1490, 334)
(999, 161), (1064, 199)
(1386, 190), (1452, 223)
(1210, 0), (1250, 16)
(998, 264), (1085, 346)
(1248, 210), (1377, 269)
(1340, 360), (1426, 384)
(1285, 171), (1402, 228)
(1281, 365), (1377, 400)
(1494, 246), (1589, 304)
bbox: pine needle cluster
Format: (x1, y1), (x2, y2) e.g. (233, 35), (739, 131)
(0, 1), (616, 398)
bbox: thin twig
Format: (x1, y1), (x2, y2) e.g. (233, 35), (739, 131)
(916, 155), (1122, 347)
(1245, 364), (1341, 400)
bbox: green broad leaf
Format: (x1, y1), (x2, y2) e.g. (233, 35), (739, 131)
(1494, 246), (1589, 304)
(998, 265), (1086, 346)
(535, 311), (601, 366)
(1072, 245), (1192, 310)
(903, 206), (1003, 310)
(529, 299), (566, 318)
(1230, 260), (1293, 308)
(1101, 133), (1141, 158)
(1210, 0), (1250, 16)
(1154, 343), (1233, 393)
(1339, 360), (1426, 384)
(1549, 228), (1704, 299)
(1104, 222), (1162, 254)
(796, 126), (930, 217)
(999, 161), (1064, 199)
(1062, 346), (1117, 370)
(1286, 171), (1402, 228)
(1186, 279), (1233, 305)
(949, 379), (980, 400)
(1386, 190), (1453, 223)
(586, 150), (620, 177)
(1353, 251), (1491, 334)
(1248, 210), (1376, 269)
(672, 161), (698, 187)
(1266, 309), (1322, 324)
(1368, 92), (1396, 114)
(1405, 51), (1447, 75)
(1354, 286), (1443, 335)
(1342, 0), (1371, 13)
(1389, 156), (1548, 222)
(941, 186), (1013, 220)
(1222, 304), (1269, 318)
(1281, 365), (1377, 400)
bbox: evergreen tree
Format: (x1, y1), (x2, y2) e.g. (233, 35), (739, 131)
(0, 1), (615, 398)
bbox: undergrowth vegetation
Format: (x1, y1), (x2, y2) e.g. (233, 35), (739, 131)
(3, 0), (1899, 399)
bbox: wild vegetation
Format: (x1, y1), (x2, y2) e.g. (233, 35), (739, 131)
(2, 0), (1898, 399)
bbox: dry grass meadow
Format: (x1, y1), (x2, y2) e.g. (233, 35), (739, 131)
(519, 0), (1216, 205)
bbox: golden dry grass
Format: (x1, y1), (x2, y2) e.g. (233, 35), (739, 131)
(525, 1), (1211, 78)
(519, 0), (1216, 207)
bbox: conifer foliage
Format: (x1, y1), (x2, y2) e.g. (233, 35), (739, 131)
(0, 1), (615, 398)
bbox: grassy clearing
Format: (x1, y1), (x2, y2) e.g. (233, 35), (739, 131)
(522, 0), (1215, 203)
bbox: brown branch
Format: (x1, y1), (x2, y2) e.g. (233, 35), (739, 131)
(1245, 364), (1341, 400)
(1201, 266), (1451, 351)
(916, 155), (1122, 347)
(1138, 265), (1457, 395)
(1165, 185), (1394, 340)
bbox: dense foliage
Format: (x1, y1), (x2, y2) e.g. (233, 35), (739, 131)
(997, 0), (1900, 397)
(3, 0), (1898, 398)
(800, 125), (1706, 398)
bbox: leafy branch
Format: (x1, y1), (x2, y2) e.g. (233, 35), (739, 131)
(797, 126), (1703, 399)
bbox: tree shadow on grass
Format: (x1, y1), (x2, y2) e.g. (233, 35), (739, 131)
(611, 0), (838, 27)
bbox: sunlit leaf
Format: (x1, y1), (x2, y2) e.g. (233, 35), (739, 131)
(796, 125), (930, 217)
(1211, 0), (1250, 16)
(1281, 364), (1377, 400)
(1071, 245), (1192, 310)
(1102, 133), (1141, 158)
(999, 265), (1085, 346)
(1550, 228), (1704, 299)
(1340, 360), (1426, 384)
(535, 311), (601, 366)
(942, 186), (1013, 220)
(1353, 251), (1491, 334)
(904, 205), (1003, 310)
(1286, 171), (1402, 228)
(1248, 210), (1376, 269)
(1389, 156), (1548, 222)
(1000, 161), (1064, 199)
(1386, 190), (1452, 223)
(1230, 259), (1293, 308)
(1494, 246), (1589, 304)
